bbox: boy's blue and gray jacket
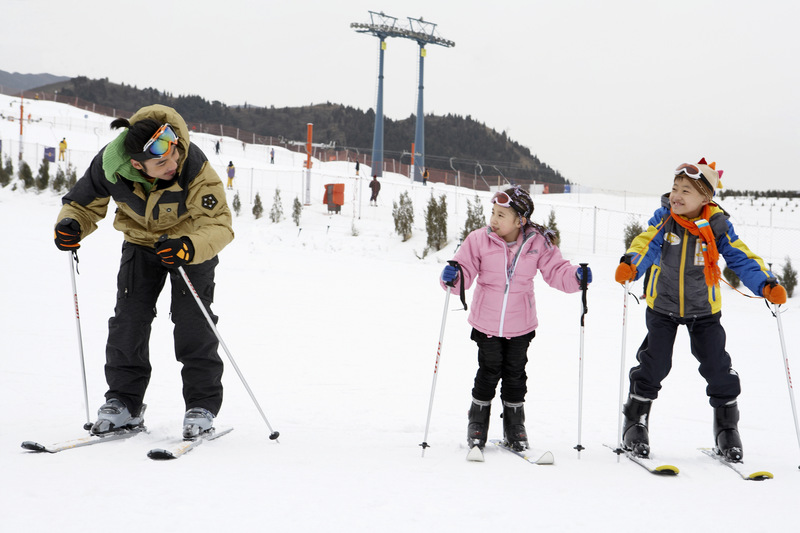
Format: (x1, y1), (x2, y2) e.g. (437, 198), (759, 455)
(627, 194), (775, 318)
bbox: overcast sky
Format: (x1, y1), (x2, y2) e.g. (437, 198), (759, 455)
(3, 0), (798, 194)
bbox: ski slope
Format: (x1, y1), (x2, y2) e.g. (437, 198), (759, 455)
(1, 94), (799, 532)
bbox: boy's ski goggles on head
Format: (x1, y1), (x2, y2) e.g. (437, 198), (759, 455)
(674, 163), (713, 192)
(134, 123), (179, 161)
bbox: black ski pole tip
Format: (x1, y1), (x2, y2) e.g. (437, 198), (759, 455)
(269, 431), (280, 440)
(83, 422), (93, 431)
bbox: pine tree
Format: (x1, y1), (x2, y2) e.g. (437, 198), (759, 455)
(392, 191), (414, 242)
(292, 197), (302, 226)
(425, 193), (448, 252)
(35, 157), (51, 191)
(547, 208), (561, 246)
(723, 266), (741, 288)
(3, 155), (13, 182)
(52, 166), (67, 192)
(623, 216), (644, 250)
(781, 256), (797, 298)
(0, 157), (9, 188)
(253, 192), (264, 219)
(19, 161), (34, 189)
(232, 192), (241, 216)
(66, 163), (77, 189)
(461, 195), (486, 240)
(270, 188), (284, 223)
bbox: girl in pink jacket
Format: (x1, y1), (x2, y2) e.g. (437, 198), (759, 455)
(441, 187), (591, 453)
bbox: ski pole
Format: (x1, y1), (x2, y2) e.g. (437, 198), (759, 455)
(614, 281), (632, 460)
(67, 251), (92, 430)
(575, 263), (589, 458)
(420, 260), (465, 457)
(772, 303), (800, 469)
(177, 265), (280, 442)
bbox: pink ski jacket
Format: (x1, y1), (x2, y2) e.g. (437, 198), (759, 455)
(444, 226), (581, 338)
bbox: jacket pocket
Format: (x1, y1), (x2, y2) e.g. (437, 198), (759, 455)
(154, 202), (180, 231)
(116, 244), (136, 300)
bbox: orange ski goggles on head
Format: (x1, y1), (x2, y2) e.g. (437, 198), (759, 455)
(134, 123), (179, 161)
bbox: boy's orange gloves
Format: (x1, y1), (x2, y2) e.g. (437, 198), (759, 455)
(615, 256), (637, 284)
(763, 282), (787, 305)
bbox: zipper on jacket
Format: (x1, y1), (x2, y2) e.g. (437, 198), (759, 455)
(678, 229), (688, 317)
(497, 231), (536, 337)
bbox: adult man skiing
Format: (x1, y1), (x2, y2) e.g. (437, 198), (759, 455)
(53, 104), (234, 438)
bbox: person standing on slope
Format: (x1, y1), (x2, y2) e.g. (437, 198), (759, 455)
(53, 104), (234, 439)
(615, 158), (786, 462)
(226, 161), (235, 190)
(440, 186), (591, 453)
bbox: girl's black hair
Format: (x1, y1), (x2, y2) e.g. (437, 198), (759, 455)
(110, 117), (161, 156)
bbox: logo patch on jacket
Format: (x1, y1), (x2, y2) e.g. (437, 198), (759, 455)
(694, 242), (706, 266)
(665, 232), (681, 245)
(201, 194), (218, 210)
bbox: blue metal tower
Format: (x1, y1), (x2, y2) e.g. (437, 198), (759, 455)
(351, 12), (401, 178)
(352, 13), (454, 180)
(407, 17), (454, 182)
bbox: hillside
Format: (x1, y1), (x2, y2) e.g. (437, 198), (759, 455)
(0, 69), (69, 93)
(28, 75), (565, 186)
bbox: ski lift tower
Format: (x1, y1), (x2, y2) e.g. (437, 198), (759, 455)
(351, 11), (404, 178)
(406, 17), (454, 182)
(352, 12), (454, 179)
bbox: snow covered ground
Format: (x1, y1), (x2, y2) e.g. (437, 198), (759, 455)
(1, 95), (799, 532)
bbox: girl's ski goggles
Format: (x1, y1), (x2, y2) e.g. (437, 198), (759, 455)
(491, 189), (530, 218)
(136, 123), (179, 161)
(674, 163), (713, 192)
(491, 190), (514, 208)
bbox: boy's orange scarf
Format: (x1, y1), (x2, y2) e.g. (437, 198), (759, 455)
(670, 204), (721, 286)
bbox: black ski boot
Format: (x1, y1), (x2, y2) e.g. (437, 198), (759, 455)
(501, 401), (529, 451)
(714, 401), (743, 462)
(467, 398), (491, 450)
(622, 395), (652, 457)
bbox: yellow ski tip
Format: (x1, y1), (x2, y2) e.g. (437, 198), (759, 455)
(655, 465), (680, 475)
(748, 471), (773, 480)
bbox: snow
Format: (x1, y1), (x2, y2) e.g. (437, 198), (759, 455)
(2, 95), (800, 532)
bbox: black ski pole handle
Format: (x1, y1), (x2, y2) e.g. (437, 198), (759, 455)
(579, 263), (589, 291)
(579, 263), (589, 324)
(447, 260), (468, 311)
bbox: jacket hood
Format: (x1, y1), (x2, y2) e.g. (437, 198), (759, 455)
(102, 104), (191, 185)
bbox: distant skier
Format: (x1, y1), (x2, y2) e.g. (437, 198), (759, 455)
(369, 175), (380, 206)
(615, 158), (786, 462)
(58, 137), (67, 161)
(53, 104), (234, 439)
(270, 148), (275, 164)
(440, 186), (591, 454)
(226, 161), (235, 190)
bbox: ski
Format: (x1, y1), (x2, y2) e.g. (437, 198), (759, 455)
(147, 427), (233, 460)
(604, 443), (679, 475)
(21, 426), (146, 453)
(466, 444), (485, 462)
(490, 439), (554, 465)
(698, 448), (773, 481)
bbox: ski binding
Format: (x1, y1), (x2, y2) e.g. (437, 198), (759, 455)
(148, 427), (233, 460)
(490, 439), (554, 465)
(21, 426), (146, 454)
(699, 447), (773, 481)
(605, 443), (679, 475)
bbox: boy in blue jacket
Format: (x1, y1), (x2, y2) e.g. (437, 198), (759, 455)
(615, 158), (787, 462)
